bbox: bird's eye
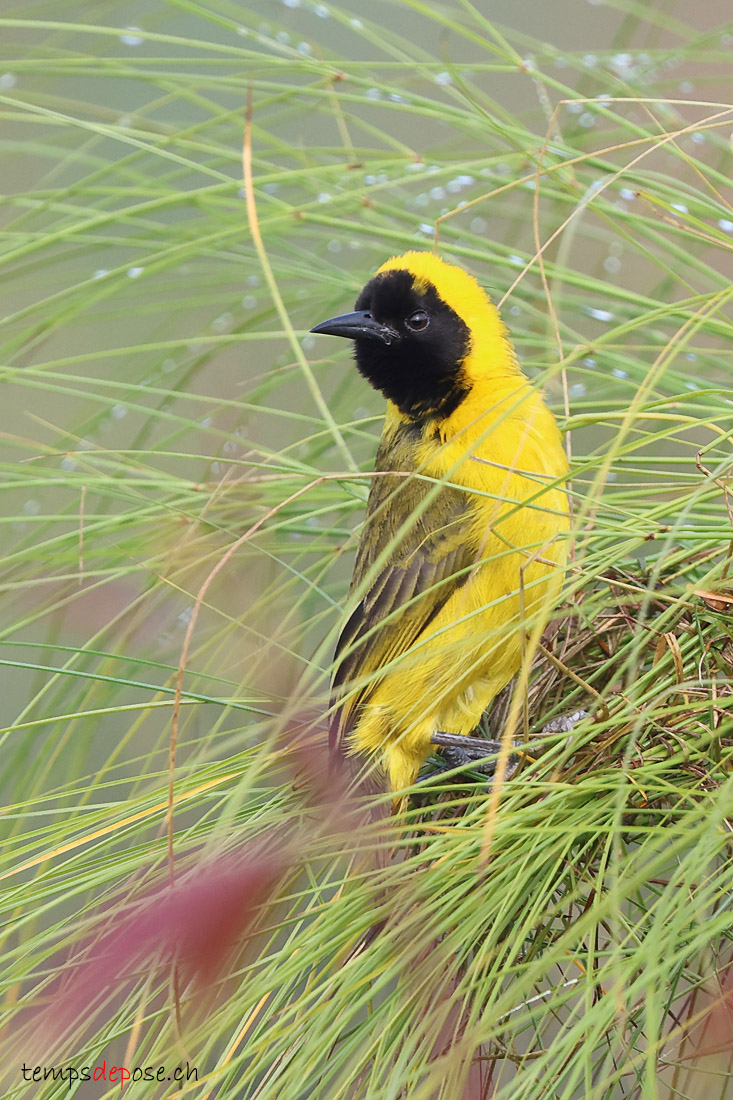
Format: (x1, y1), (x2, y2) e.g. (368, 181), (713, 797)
(406, 309), (430, 331)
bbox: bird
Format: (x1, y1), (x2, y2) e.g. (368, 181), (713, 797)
(311, 251), (570, 794)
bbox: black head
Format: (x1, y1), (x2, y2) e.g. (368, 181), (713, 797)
(310, 268), (471, 421)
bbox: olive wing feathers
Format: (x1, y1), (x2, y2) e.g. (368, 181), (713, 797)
(330, 427), (477, 756)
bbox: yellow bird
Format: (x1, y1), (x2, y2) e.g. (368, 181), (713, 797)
(311, 251), (569, 793)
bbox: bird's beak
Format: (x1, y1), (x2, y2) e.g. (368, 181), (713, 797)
(310, 310), (398, 345)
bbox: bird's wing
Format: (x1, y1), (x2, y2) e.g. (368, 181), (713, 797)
(330, 424), (477, 756)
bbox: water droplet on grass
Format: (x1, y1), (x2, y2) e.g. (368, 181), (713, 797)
(584, 306), (615, 322)
(127, 266), (144, 279)
(120, 27), (143, 46)
(611, 53), (633, 73)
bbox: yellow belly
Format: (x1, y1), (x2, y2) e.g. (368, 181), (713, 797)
(351, 536), (566, 791)
(348, 379), (569, 792)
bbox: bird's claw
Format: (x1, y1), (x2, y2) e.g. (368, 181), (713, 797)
(537, 709), (589, 738)
(426, 730), (512, 780)
(424, 709), (590, 783)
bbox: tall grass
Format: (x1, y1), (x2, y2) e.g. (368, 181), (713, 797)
(0, 2), (732, 1097)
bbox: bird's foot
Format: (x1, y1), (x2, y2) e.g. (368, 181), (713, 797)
(537, 709), (590, 738)
(425, 710), (590, 782)
(428, 731), (509, 778)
